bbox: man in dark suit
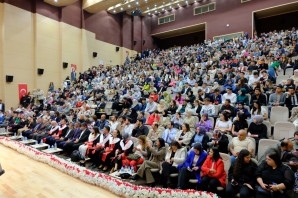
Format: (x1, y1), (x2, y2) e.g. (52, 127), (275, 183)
(0, 99), (5, 112)
(285, 86), (298, 111)
(181, 82), (192, 95)
(250, 88), (267, 107)
(58, 122), (81, 148)
(64, 122), (90, 155)
(56, 122), (75, 147)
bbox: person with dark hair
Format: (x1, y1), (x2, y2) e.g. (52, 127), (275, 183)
(111, 133), (134, 172)
(162, 121), (178, 145)
(78, 126), (100, 159)
(167, 100), (178, 115)
(88, 126), (111, 168)
(123, 135), (148, 173)
(237, 88), (249, 106)
(234, 102), (251, 119)
(64, 122), (91, 155)
(161, 141), (187, 188)
(190, 126), (209, 150)
(101, 129), (122, 172)
(250, 88), (267, 107)
(177, 143), (208, 189)
(219, 99), (235, 118)
(255, 152), (295, 198)
(214, 112), (232, 132)
(200, 147), (227, 194)
(175, 123), (193, 146)
(208, 130), (230, 154)
(251, 100), (268, 120)
(247, 115), (268, 152)
(146, 110), (160, 125)
(131, 138), (166, 187)
(132, 119), (146, 137)
(232, 112), (248, 136)
(226, 149), (258, 198)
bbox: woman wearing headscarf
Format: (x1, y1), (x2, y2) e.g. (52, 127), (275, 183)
(190, 126), (210, 150)
(196, 113), (213, 132)
(162, 92), (172, 104)
(177, 143), (208, 189)
(247, 115), (268, 152)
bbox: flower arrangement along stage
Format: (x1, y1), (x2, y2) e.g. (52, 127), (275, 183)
(0, 137), (218, 198)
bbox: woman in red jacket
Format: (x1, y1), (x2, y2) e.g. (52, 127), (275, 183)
(200, 147), (227, 193)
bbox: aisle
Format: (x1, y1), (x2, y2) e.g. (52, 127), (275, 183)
(0, 144), (119, 198)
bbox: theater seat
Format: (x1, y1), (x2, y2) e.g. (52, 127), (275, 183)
(170, 173), (178, 177)
(150, 168), (159, 173)
(188, 179), (198, 184)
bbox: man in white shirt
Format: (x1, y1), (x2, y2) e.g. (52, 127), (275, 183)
(144, 97), (157, 114)
(200, 98), (215, 117)
(222, 87), (237, 105)
(229, 130), (254, 164)
(122, 117), (134, 136)
(109, 115), (119, 133)
(248, 71), (260, 86)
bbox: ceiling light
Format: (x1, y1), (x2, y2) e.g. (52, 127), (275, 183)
(155, 4), (157, 7)
(54, 0), (58, 2)
(162, 8), (165, 11)
(128, 4), (131, 7)
(185, 1), (188, 4)
(155, 10), (157, 13)
(136, 1), (139, 5)
(177, 4), (180, 7)
(113, 10), (116, 13)
(120, 7), (123, 10)
(147, 7), (149, 9)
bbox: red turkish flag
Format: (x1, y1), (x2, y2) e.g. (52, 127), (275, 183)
(18, 84), (28, 100)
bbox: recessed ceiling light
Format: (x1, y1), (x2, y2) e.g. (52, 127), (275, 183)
(154, 4), (157, 7)
(186, 1), (188, 4)
(120, 7), (123, 10)
(113, 10), (116, 13)
(136, 1), (139, 5)
(128, 4), (131, 7)
(155, 10), (157, 13)
(147, 7), (149, 9)
(162, 8), (164, 11)
(54, 0), (58, 2)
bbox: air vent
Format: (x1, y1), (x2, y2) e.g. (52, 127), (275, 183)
(194, 3), (216, 16)
(158, 14), (175, 25)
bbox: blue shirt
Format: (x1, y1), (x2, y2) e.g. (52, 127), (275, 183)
(191, 134), (204, 147)
(162, 128), (177, 144)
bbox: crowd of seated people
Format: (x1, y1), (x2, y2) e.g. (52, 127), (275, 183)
(1, 28), (298, 197)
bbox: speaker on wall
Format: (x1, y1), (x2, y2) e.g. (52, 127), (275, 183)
(93, 52), (97, 57)
(63, 62), (68, 69)
(134, 41), (137, 46)
(37, 68), (44, 75)
(116, 47), (120, 52)
(6, 75), (13, 83)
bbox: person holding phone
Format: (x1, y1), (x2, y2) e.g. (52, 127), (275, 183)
(226, 149), (257, 198)
(176, 143), (207, 190)
(255, 151), (295, 198)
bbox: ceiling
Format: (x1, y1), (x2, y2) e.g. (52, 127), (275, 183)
(45, 0), (210, 15)
(254, 1), (298, 19)
(152, 22), (206, 39)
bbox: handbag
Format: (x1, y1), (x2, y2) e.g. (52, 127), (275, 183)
(127, 154), (141, 160)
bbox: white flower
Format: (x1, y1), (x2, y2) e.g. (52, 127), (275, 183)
(0, 137), (218, 198)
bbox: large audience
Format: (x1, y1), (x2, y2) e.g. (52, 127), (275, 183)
(1, 28), (298, 197)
